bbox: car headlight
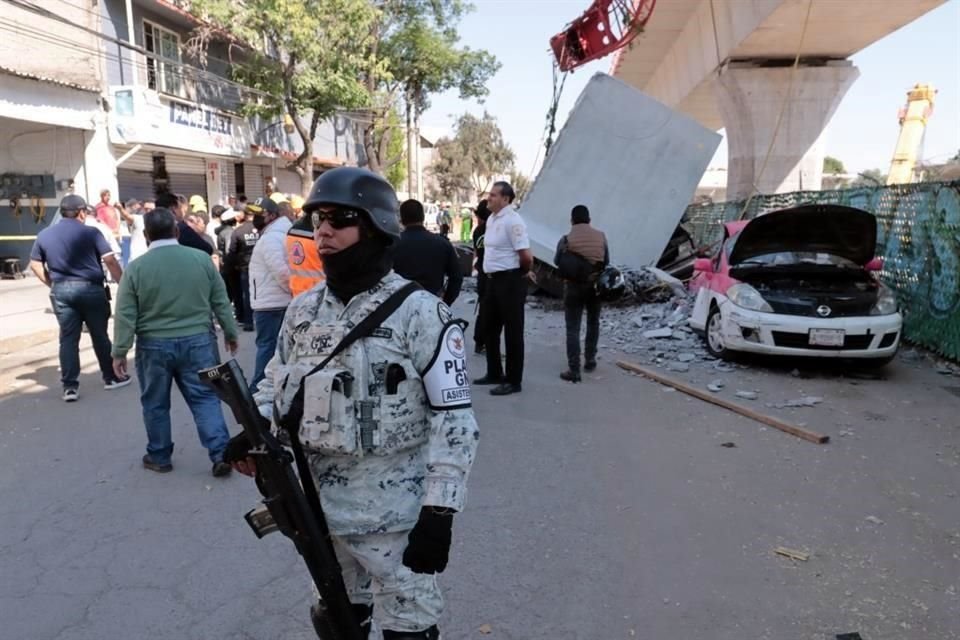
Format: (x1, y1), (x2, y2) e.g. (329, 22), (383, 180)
(871, 284), (898, 315)
(726, 283), (773, 313)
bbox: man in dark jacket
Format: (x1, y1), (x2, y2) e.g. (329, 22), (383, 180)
(226, 210), (258, 330)
(393, 199), (463, 306)
(155, 192), (214, 257)
(554, 204), (609, 383)
(214, 207), (239, 302)
(471, 200), (491, 353)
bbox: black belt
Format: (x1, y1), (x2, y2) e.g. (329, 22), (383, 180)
(53, 278), (103, 285)
(488, 269), (522, 279)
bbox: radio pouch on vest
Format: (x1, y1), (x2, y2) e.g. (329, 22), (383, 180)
(275, 282), (420, 520)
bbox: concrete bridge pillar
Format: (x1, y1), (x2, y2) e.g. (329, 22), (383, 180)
(713, 61), (859, 200)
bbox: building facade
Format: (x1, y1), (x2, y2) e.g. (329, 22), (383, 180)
(0, 0), (365, 265)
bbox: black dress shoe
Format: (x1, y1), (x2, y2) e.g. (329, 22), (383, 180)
(473, 375), (503, 385)
(490, 383), (521, 396)
(560, 370), (582, 383)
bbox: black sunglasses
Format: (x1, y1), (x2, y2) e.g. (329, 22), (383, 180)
(311, 208), (361, 230)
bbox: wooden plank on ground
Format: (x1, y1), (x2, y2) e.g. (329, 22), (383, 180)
(615, 360), (830, 445)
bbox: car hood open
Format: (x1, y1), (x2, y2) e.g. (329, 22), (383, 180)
(729, 205), (878, 267)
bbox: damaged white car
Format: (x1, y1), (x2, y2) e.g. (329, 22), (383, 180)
(688, 205), (902, 366)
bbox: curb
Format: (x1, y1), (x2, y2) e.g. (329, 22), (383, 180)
(0, 328), (60, 355)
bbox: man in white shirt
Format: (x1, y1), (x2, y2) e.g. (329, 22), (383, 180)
(474, 181), (532, 396)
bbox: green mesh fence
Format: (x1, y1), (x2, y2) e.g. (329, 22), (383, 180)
(682, 181), (960, 361)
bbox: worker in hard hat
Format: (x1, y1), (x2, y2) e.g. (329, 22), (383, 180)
(289, 194), (305, 217)
(189, 194), (207, 213)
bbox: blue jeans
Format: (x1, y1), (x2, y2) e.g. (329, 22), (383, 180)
(50, 280), (115, 389)
(134, 332), (230, 465)
(251, 308), (286, 394)
(120, 237), (131, 268)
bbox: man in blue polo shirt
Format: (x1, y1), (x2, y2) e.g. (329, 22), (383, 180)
(29, 194), (130, 402)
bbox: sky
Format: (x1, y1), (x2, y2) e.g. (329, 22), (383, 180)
(422, 0), (960, 178)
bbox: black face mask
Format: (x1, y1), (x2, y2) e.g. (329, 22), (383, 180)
(323, 234), (393, 303)
(252, 215), (267, 231)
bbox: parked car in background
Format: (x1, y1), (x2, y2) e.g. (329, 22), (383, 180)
(688, 205), (902, 366)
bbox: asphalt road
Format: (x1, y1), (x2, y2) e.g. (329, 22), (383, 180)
(1, 296), (957, 639)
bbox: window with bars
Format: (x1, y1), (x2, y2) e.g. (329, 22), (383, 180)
(143, 20), (183, 97)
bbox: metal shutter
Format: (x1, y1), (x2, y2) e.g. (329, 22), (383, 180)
(243, 164), (265, 199)
(117, 169), (155, 201)
(225, 162), (237, 198)
(168, 172), (207, 199)
(276, 169), (301, 196)
(118, 149), (154, 172)
(163, 155), (206, 174)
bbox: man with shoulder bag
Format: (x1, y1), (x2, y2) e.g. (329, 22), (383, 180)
(554, 205), (609, 383)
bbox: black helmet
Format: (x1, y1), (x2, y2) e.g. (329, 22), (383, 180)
(303, 167), (400, 242)
(59, 194), (87, 213)
(595, 266), (625, 302)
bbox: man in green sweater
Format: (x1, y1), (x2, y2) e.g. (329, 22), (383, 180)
(112, 208), (239, 477)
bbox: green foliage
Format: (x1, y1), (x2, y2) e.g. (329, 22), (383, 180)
(186, 0), (380, 191)
(430, 112), (514, 199)
(509, 171), (532, 204)
(360, 1), (500, 174)
(823, 156), (846, 175)
(382, 107), (407, 189)
(852, 169), (887, 187)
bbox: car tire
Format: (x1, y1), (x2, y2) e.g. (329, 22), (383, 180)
(705, 305), (734, 361)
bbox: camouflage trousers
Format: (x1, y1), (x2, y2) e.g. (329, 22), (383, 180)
(312, 530), (443, 633)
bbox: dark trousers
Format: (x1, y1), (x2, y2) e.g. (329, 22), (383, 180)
(473, 272), (489, 348)
(251, 308), (286, 394)
(237, 270), (253, 326)
(50, 281), (115, 389)
(564, 281), (601, 372)
(484, 270), (526, 385)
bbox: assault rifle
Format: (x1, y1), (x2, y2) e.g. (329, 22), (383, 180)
(199, 359), (364, 640)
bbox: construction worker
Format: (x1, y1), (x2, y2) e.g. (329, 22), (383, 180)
(286, 208), (325, 296)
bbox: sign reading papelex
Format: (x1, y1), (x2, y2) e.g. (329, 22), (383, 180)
(169, 101), (232, 135)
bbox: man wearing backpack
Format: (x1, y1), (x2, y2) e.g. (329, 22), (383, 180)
(554, 205), (609, 383)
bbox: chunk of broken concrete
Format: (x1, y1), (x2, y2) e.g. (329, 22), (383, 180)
(643, 328), (674, 339)
(667, 362), (690, 373)
(677, 353), (696, 363)
(773, 396), (824, 408)
(735, 391), (758, 400)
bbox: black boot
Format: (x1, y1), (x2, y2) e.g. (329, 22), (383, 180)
(383, 625), (440, 639)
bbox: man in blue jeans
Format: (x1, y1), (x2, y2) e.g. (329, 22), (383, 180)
(111, 208), (239, 477)
(29, 195), (130, 402)
(246, 196), (292, 393)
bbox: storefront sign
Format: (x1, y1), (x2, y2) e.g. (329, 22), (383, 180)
(170, 101), (232, 135)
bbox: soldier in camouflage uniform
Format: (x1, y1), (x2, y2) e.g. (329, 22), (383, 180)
(227, 167), (479, 639)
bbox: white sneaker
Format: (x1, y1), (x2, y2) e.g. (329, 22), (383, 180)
(63, 388), (79, 402)
(104, 377), (132, 390)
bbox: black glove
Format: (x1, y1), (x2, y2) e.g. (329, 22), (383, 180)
(223, 431), (255, 465)
(402, 507), (454, 574)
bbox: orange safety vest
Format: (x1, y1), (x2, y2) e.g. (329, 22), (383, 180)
(286, 226), (325, 296)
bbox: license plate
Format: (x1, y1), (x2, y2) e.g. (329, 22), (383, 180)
(809, 329), (845, 346)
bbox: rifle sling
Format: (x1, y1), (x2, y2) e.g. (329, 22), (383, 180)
(278, 282), (420, 546)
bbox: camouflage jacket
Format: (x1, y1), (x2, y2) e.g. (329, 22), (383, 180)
(254, 272), (480, 535)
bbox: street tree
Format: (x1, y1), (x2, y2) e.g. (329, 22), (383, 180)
(430, 112), (515, 200)
(359, 1), (499, 178)
(823, 156), (846, 175)
(185, 0), (379, 196)
(509, 171), (532, 204)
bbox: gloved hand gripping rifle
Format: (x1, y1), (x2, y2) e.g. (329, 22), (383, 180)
(199, 359), (364, 640)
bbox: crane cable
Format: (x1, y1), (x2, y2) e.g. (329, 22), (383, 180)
(737, 0), (814, 220)
(544, 62), (570, 159)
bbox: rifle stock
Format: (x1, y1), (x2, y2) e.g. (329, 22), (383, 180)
(200, 359), (364, 640)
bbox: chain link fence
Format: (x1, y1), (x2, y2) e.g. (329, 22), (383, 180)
(682, 181), (960, 361)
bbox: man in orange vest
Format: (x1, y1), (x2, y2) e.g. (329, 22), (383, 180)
(285, 211), (325, 296)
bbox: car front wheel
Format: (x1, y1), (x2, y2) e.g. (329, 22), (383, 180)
(705, 306), (734, 360)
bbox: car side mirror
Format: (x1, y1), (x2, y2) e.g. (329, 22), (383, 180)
(865, 257), (884, 272)
(694, 258), (713, 274)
